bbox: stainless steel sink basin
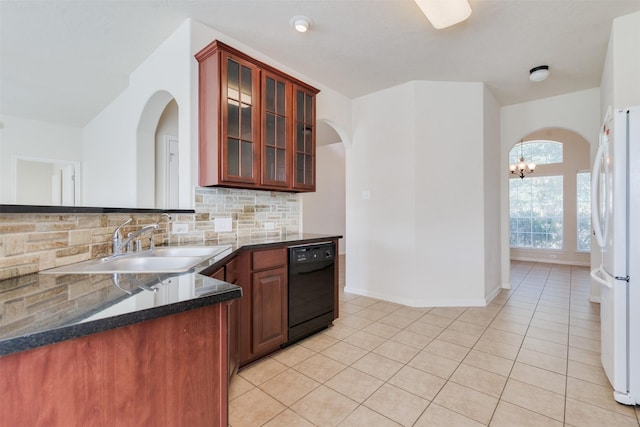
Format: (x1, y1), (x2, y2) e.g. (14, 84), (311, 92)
(41, 245), (232, 274)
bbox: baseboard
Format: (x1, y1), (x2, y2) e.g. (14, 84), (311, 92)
(343, 286), (489, 308)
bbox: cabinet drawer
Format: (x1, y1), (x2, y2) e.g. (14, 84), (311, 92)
(252, 247), (286, 270)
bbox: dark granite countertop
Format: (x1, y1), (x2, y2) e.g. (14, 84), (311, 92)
(0, 233), (340, 357)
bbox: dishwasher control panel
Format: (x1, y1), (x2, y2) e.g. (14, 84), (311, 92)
(290, 243), (335, 264)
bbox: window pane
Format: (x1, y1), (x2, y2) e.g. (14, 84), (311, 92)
(265, 114), (275, 146)
(227, 59), (239, 99)
(265, 77), (275, 111)
(276, 149), (286, 181)
(276, 116), (286, 148)
(241, 104), (252, 141)
(509, 140), (563, 165)
(241, 141), (253, 177)
(577, 171), (591, 252)
(509, 176), (563, 249)
(227, 138), (239, 176)
(240, 65), (252, 104)
(227, 100), (239, 137)
(276, 82), (286, 115)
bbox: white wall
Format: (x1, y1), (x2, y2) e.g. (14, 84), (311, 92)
(483, 87), (502, 298)
(0, 115), (82, 204)
(82, 21), (193, 208)
(347, 80), (499, 306)
(500, 88), (601, 287)
(302, 143), (346, 254)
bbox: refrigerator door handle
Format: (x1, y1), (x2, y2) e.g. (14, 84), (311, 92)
(591, 139), (607, 248)
(591, 266), (614, 288)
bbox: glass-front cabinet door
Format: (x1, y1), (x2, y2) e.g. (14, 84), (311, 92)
(222, 52), (260, 184)
(262, 72), (290, 187)
(292, 86), (315, 191)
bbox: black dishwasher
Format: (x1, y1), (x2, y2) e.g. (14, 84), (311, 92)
(287, 242), (336, 344)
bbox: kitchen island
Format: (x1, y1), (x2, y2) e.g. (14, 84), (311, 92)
(0, 233), (340, 426)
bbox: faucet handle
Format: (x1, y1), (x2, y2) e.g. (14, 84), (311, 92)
(114, 218), (132, 238)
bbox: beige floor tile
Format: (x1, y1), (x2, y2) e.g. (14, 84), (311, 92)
(494, 311), (532, 326)
(473, 337), (520, 360)
(456, 312), (496, 327)
(414, 403), (485, 427)
(291, 385), (358, 426)
(569, 317), (601, 331)
(323, 323), (359, 340)
(229, 387), (286, 427)
(294, 353), (347, 383)
(363, 383), (429, 426)
(508, 362), (566, 395)
(500, 379), (565, 422)
(490, 400), (563, 427)
(229, 374), (255, 401)
(489, 318), (529, 335)
(417, 313), (455, 328)
(341, 302), (366, 315)
(325, 366), (384, 403)
(565, 397), (639, 427)
(567, 359), (610, 387)
(568, 346), (601, 367)
(351, 352), (404, 381)
(298, 332), (340, 352)
(463, 349), (514, 377)
(239, 357), (289, 386)
(389, 329), (433, 349)
(353, 308), (388, 321)
(335, 314), (374, 330)
(259, 369), (320, 406)
(388, 365), (446, 401)
(369, 300), (402, 313)
(271, 344), (316, 367)
(349, 296), (379, 307)
(433, 381), (498, 425)
(343, 330), (387, 351)
(521, 335), (568, 359)
(448, 319), (488, 336)
(438, 329), (479, 348)
(566, 376), (636, 417)
(481, 327), (524, 347)
(516, 348), (566, 375)
(425, 339), (471, 362)
(449, 363), (508, 398)
(372, 339), (420, 363)
(378, 313), (416, 329)
(362, 321), (401, 339)
(408, 349), (460, 379)
(263, 409), (314, 427)
(430, 307), (467, 319)
(394, 306), (430, 321)
(321, 341), (369, 365)
(338, 405), (402, 426)
(529, 317), (569, 333)
(568, 334), (601, 353)
(526, 326), (568, 345)
(405, 321), (446, 338)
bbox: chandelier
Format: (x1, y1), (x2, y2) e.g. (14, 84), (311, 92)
(509, 140), (536, 179)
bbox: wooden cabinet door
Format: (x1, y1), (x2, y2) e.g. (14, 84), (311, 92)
(261, 70), (291, 188)
(292, 85), (316, 191)
(251, 267), (287, 355)
(220, 51), (261, 185)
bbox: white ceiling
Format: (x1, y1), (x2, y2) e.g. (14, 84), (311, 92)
(1, 0), (639, 128)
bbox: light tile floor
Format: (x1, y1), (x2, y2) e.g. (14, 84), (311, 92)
(229, 261), (640, 426)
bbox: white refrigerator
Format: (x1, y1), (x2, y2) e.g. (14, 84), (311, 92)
(591, 105), (640, 405)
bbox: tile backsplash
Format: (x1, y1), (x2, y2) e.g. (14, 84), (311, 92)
(0, 187), (300, 280)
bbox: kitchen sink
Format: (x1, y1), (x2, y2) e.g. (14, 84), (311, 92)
(41, 245), (232, 274)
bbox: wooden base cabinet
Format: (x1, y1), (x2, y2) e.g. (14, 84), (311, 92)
(0, 304), (231, 427)
(237, 246), (288, 366)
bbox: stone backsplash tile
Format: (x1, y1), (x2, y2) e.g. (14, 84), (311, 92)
(0, 187), (300, 280)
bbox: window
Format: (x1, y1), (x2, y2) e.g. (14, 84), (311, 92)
(509, 140), (563, 166)
(577, 171), (591, 252)
(510, 176), (563, 249)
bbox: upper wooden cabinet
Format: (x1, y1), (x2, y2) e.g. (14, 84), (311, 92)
(195, 40), (319, 192)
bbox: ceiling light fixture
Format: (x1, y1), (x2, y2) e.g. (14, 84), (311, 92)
(529, 65), (550, 82)
(414, 0), (472, 29)
(290, 16), (311, 33)
(509, 140), (536, 179)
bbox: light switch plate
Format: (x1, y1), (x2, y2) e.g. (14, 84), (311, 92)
(215, 217), (233, 232)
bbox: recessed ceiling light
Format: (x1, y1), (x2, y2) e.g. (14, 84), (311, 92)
(290, 16), (311, 33)
(414, 0), (472, 29)
(529, 65), (550, 82)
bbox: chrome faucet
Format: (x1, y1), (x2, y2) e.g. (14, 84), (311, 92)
(112, 218), (158, 256)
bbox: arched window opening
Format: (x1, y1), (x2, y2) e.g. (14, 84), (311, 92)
(509, 140), (563, 166)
